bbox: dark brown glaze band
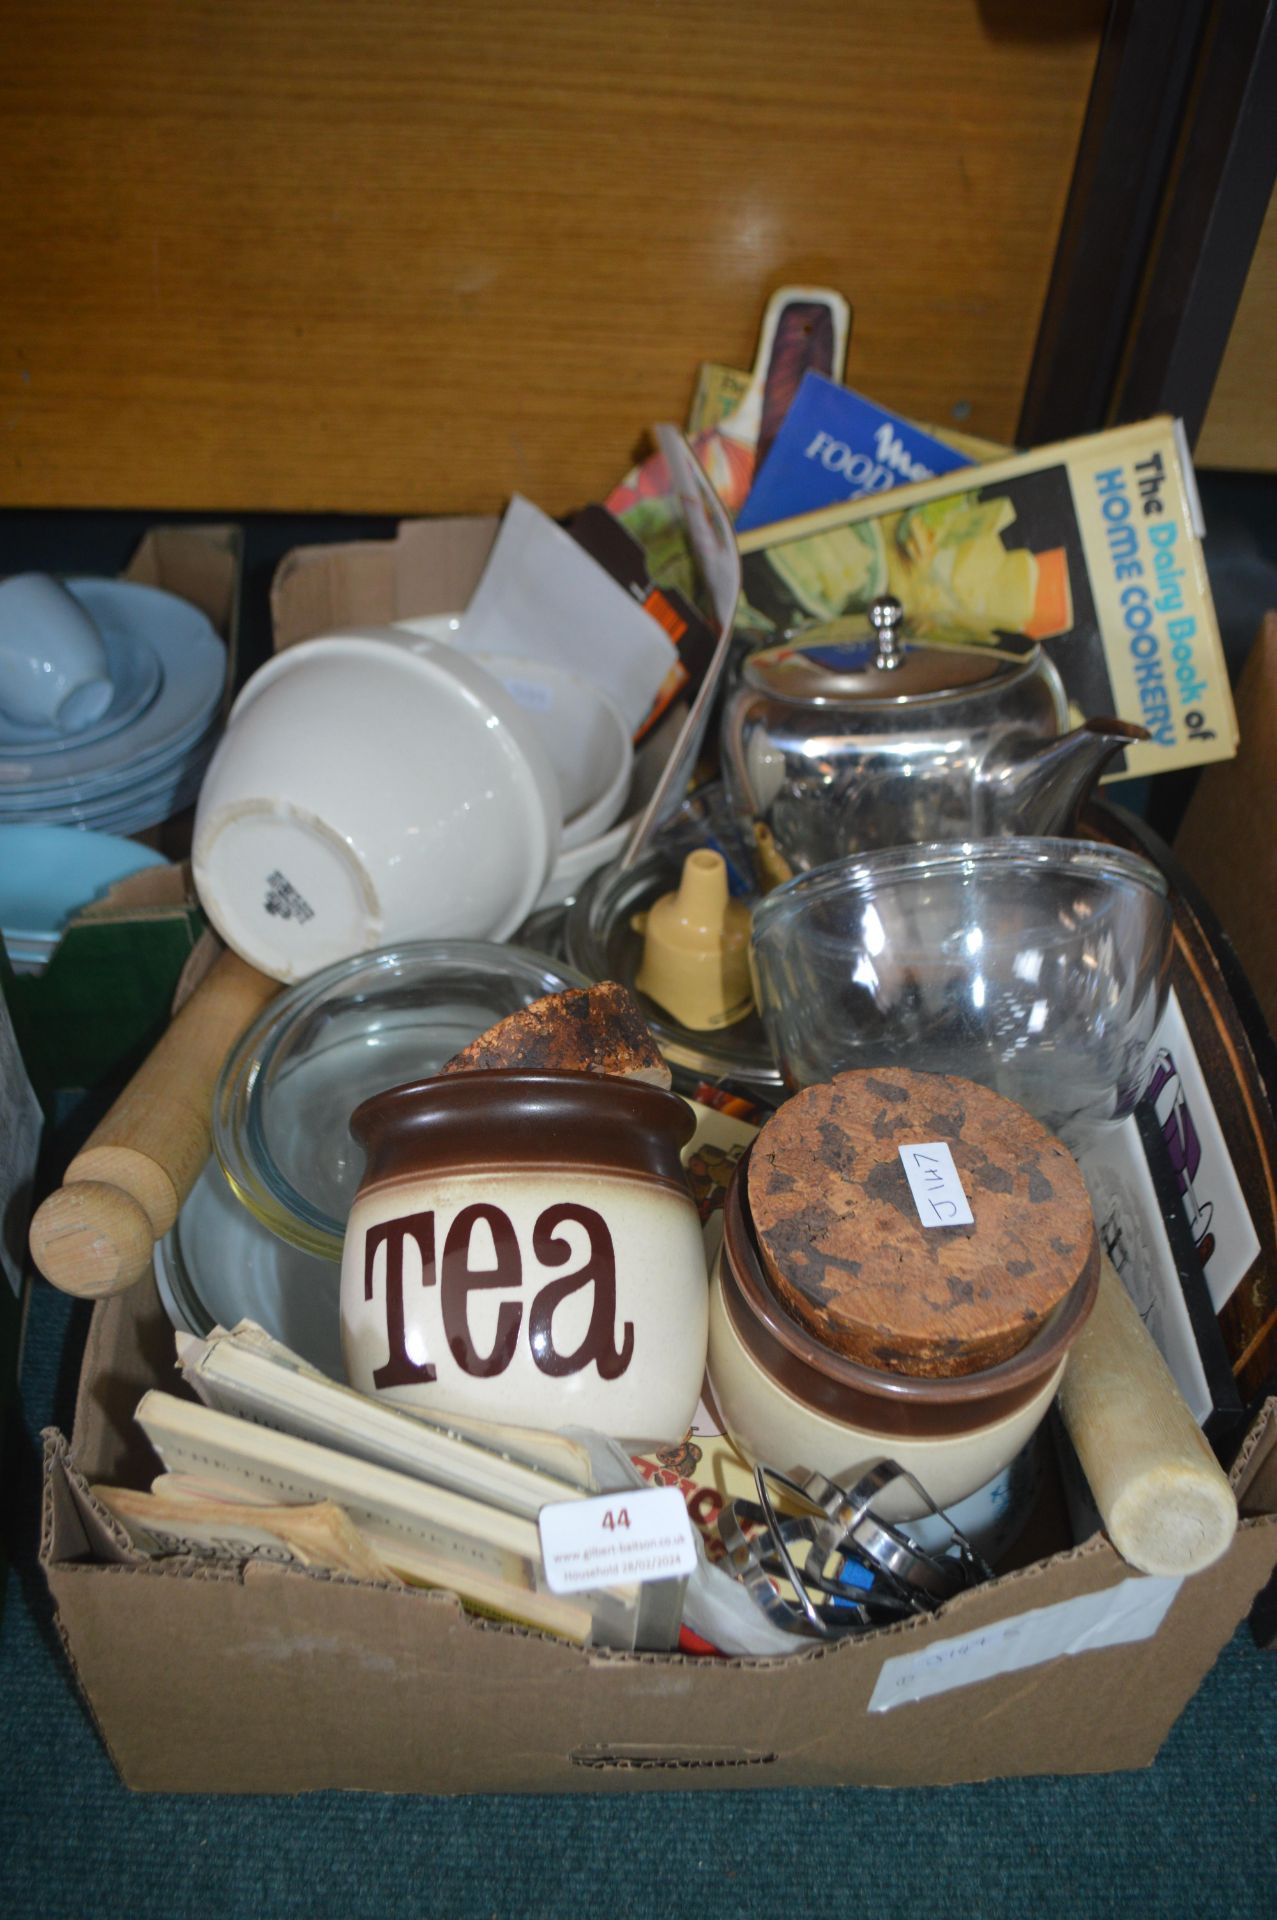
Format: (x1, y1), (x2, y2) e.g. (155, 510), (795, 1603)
(350, 1070), (697, 1201)
(719, 1145), (1098, 1441)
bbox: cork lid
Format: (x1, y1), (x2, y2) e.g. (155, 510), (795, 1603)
(747, 1069), (1097, 1378)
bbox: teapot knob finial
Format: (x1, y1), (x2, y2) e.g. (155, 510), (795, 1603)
(869, 595), (905, 671)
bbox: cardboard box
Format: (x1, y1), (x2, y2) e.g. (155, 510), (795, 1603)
(271, 516), (498, 648)
(32, 523), (1277, 1794)
(37, 1273), (1277, 1795)
(123, 521), (243, 708)
(125, 521), (242, 863)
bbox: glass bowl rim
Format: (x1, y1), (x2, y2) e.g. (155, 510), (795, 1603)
(751, 835), (1168, 946)
(212, 937), (588, 1259)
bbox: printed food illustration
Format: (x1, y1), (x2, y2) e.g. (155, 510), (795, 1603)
(607, 291), (848, 625)
(747, 487), (1073, 645)
(763, 519), (887, 625)
(888, 495), (1072, 642)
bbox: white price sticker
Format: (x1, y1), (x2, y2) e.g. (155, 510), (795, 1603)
(899, 1141), (974, 1228)
(539, 1488), (697, 1595)
(867, 1575), (1183, 1713)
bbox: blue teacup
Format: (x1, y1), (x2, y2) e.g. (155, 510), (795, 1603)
(0, 573), (114, 733)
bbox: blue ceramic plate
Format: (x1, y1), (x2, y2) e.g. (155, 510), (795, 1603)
(1, 761), (210, 836)
(0, 723), (216, 822)
(0, 823), (168, 937)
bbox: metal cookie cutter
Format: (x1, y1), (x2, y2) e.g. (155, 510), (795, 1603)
(715, 1459), (993, 1641)
(716, 1495), (908, 1640)
(780, 1462), (993, 1602)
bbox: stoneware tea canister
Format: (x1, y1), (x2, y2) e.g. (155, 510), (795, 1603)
(341, 1070), (708, 1446)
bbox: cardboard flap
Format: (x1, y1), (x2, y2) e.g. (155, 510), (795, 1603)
(1232, 1395), (1277, 1513)
(71, 1279), (190, 1490)
(271, 539), (400, 647)
(122, 522), (242, 719)
(391, 517), (500, 615)
(41, 1430), (141, 1568)
(270, 516), (499, 650)
(73, 863), (194, 926)
(123, 524), (241, 645)
(169, 929), (228, 1013)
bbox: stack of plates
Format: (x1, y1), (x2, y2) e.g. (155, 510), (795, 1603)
(0, 579), (226, 832)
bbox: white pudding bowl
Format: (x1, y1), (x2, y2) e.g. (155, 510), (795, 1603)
(475, 651), (633, 852)
(193, 633), (561, 983)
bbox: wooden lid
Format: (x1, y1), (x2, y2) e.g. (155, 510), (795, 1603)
(747, 1069), (1097, 1378)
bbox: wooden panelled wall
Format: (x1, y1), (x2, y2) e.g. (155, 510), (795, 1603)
(1197, 186), (1277, 473)
(0, 1), (1107, 513)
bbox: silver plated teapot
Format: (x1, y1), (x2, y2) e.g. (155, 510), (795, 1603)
(720, 596), (1143, 883)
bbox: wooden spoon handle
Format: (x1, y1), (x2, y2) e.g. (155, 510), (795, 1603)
(1058, 1256), (1237, 1577)
(28, 949), (278, 1298)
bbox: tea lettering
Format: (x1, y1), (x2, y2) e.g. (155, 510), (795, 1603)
(528, 1202), (634, 1380)
(441, 1202), (523, 1376)
(363, 1209), (438, 1389)
(362, 1199), (634, 1384)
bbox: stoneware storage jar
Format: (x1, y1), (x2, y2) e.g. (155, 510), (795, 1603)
(706, 1069), (1100, 1519)
(341, 1070), (708, 1446)
(708, 1179), (1074, 1521)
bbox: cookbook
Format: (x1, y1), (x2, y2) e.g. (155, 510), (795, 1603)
(736, 415), (1237, 780)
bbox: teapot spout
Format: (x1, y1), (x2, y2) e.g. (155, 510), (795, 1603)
(988, 718), (1150, 837)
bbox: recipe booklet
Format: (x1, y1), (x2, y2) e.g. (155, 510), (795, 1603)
(735, 371), (971, 532)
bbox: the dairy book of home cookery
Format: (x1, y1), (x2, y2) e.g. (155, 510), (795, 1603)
(736, 415), (1237, 781)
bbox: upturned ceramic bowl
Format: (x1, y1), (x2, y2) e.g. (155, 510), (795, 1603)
(340, 1070), (709, 1445)
(192, 633), (562, 982)
(706, 1151), (1096, 1519)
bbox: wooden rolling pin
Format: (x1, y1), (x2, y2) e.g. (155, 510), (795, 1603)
(29, 949), (278, 1299)
(1058, 1255), (1238, 1577)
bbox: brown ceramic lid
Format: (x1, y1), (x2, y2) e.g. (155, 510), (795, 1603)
(350, 1069), (696, 1199)
(746, 1069), (1097, 1378)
